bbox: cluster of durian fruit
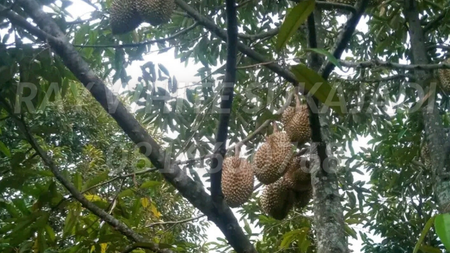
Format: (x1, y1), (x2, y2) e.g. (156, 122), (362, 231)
(221, 93), (312, 220)
(109, 0), (175, 34)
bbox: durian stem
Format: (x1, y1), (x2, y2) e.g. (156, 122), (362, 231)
(294, 92), (302, 111)
(272, 121), (279, 133)
(235, 144), (241, 158)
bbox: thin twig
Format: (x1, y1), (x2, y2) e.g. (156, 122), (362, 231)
(338, 59), (450, 70)
(73, 23), (199, 48)
(147, 214), (206, 227)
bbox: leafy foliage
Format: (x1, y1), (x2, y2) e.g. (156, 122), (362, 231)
(1, 0), (450, 252)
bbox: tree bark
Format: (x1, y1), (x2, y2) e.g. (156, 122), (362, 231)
(403, 0), (450, 213)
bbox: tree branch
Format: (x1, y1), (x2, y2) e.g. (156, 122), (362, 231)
(0, 98), (171, 253)
(174, 0), (298, 85)
(175, 92), (294, 166)
(210, 0), (238, 200)
(147, 214), (206, 227)
(6, 1), (256, 252)
(304, 1), (369, 252)
(290, 0), (357, 14)
(339, 59), (450, 70)
(319, 0), (371, 79)
(72, 22), (199, 48)
(238, 28), (280, 40)
(403, 0), (450, 214)
(335, 74), (415, 83)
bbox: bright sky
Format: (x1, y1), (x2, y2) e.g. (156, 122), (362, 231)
(54, 0), (385, 251)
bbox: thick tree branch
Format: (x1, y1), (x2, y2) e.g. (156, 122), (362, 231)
(306, 9), (349, 253)
(303, 1), (369, 252)
(5, 1), (256, 252)
(291, 0), (357, 14)
(339, 59), (450, 70)
(403, 0), (450, 213)
(210, 0), (238, 199)
(335, 73), (415, 83)
(0, 99), (171, 253)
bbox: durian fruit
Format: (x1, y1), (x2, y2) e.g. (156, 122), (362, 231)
(260, 178), (296, 220)
(253, 122), (294, 185)
(294, 188), (313, 210)
(438, 58), (450, 93)
(281, 93), (311, 145)
(110, 0), (143, 35)
(136, 0), (175, 26)
(283, 155), (311, 192)
(221, 146), (254, 207)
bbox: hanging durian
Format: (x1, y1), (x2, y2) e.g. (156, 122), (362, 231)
(294, 188), (313, 210)
(281, 93), (311, 145)
(283, 155), (311, 192)
(253, 122), (294, 185)
(109, 0), (175, 35)
(136, 0), (175, 26)
(221, 146), (254, 207)
(260, 178), (296, 220)
(110, 0), (143, 35)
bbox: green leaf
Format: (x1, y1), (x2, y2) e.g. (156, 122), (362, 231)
(158, 63), (170, 76)
(0, 141), (11, 158)
(12, 198), (30, 215)
(419, 245), (442, 253)
(118, 189), (134, 198)
(435, 213), (450, 251)
(70, 82), (79, 99)
(45, 224), (56, 244)
(290, 64), (346, 115)
(243, 219), (252, 235)
(305, 48), (342, 69)
(140, 180), (161, 189)
(413, 215), (436, 253)
(36, 228), (47, 253)
(255, 109), (279, 130)
(63, 209), (77, 239)
(82, 171), (109, 192)
(344, 223), (357, 239)
(279, 228), (308, 250)
(74, 172), (82, 191)
(276, 0), (315, 51)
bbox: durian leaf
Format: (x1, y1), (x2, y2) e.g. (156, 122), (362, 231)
(413, 215), (436, 253)
(276, 0), (315, 51)
(305, 48), (342, 70)
(0, 141), (11, 158)
(434, 213), (450, 251)
(419, 245), (443, 253)
(290, 64), (346, 116)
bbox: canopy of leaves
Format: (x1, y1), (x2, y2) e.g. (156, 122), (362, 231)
(0, 0), (450, 252)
